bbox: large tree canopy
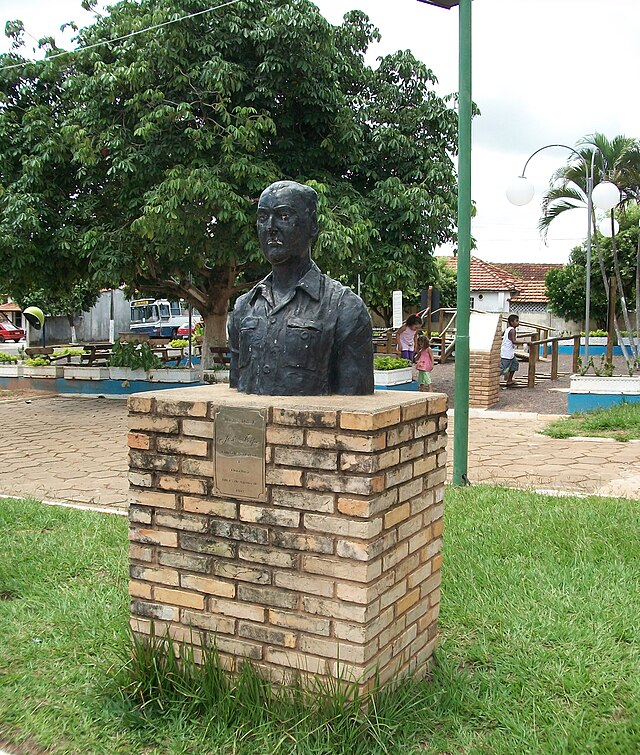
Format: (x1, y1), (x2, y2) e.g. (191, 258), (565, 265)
(0, 0), (458, 360)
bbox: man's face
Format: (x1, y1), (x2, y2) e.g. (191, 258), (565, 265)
(257, 185), (316, 267)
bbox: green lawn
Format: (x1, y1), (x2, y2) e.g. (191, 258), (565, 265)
(542, 402), (640, 441)
(1, 489), (639, 754)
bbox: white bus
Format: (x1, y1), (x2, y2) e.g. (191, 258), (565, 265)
(129, 299), (191, 338)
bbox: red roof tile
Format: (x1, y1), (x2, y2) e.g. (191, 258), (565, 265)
(492, 263), (563, 303)
(443, 256), (520, 292)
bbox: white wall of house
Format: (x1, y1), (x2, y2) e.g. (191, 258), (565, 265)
(470, 290), (511, 313)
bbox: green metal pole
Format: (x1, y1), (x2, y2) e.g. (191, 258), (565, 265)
(453, 0), (472, 486)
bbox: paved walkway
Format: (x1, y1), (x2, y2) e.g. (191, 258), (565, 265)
(2, 395), (639, 510)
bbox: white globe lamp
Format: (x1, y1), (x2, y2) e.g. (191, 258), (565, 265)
(592, 181), (620, 211)
(598, 217), (619, 238)
(506, 176), (535, 206)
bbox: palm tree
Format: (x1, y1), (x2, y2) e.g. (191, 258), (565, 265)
(539, 133), (640, 362)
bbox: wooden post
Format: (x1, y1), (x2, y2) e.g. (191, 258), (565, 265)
(426, 286), (433, 339)
(440, 331), (446, 364)
(387, 328), (394, 355)
(528, 338), (537, 388)
(606, 276), (617, 364)
(551, 340), (559, 380)
(572, 335), (581, 372)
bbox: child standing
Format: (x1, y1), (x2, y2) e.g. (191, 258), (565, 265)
(396, 314), (423, 362)
(414, 335), (434, 392)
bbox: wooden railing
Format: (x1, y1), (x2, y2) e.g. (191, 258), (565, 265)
(519, 334), (581, 387)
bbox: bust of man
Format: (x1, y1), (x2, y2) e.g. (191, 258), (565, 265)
(229, 180), (374, 396)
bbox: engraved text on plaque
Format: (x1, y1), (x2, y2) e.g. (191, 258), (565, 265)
(214, 406), (266, 501)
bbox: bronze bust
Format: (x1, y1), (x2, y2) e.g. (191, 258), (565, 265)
(229, 180), (374, 396)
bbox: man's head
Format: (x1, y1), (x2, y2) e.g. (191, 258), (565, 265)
(507, 314), (519, 327)
(257, 181), (319, 267)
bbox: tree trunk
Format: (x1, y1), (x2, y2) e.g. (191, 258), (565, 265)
(67, 314), (77, 344)
(201, 310), (229, 369)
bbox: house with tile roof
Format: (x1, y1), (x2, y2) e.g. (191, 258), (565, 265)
(441, 256), (578, 330)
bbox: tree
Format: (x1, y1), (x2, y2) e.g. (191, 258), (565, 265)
(539, 133), (640, 360)
(545, 204), (640, 331)
(0, 0), (458, 365)
(19, 282), (102, 343)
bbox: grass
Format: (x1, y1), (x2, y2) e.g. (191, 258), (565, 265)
(1, 489), (640, 753)
(542, 401), (640, 441)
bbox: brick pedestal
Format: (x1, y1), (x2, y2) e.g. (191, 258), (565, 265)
(128, 385), (447, 689)
(469, 312), (502, 408)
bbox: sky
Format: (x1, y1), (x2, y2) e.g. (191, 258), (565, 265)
(1, 0), (639, 264)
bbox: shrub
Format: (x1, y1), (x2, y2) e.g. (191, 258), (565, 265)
(373, 356), (411, 371)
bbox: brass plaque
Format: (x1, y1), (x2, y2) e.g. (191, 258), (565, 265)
(214, 406), (266, 501)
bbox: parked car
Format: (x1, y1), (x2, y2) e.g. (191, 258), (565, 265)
(176, 319), (203, 337)
(0, 321), (25, 342)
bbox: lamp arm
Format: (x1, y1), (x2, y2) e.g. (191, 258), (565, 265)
(519, 143), (584, 178)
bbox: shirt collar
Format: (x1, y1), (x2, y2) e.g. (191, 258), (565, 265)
(251, 263), (323, 305)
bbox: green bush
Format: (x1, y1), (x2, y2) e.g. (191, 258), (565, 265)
(373, 355), (411, 370)
(0, 352), (18, 364)
(108, 340), (162, 371)
(169, 338), (189, 348)
(24, 356), (50, 366)
(53, 347), (85, 357)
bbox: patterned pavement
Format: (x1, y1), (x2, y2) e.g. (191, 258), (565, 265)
(3, 395), (639, 510)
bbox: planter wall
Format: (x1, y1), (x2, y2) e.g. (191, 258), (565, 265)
(0, 364), (23, 378)
(373, 366), (413, 386)
(568, 373), (640, 413)
(203, 369), (230, 384)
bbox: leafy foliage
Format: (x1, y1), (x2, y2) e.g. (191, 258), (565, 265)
(373, 355), (411, 370)
(108, 340), (162, 370)
(0, 0), (459, 363)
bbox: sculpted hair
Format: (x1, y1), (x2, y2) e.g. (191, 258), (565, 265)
(261, 180), (318, 229)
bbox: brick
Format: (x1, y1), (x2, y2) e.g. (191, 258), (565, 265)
(180, 534), (236, 558)
(156, 436), (209, 457)
(419, 573), (441, 600)
(306, 430), (387, 453)
(209, 520), (268, 545)
(335, 539), (380, 562)
(266, 425), (306, 445)
(238, 621), (296, 648)
(386, 424), (414, 447)
(394, 552), (421, 581)
(212, 562), (271, 584)
(212, 635), (263, 660)
(209, 597), (266, 622)
(239, 505), (300, 529)
(408, 563), (432, 589)
(268, 610), (330, 638)
(182, 419), (214, 438)
(411, 491), (435, 516)
(238, 544), (298, 569)
(166, 624), (203, 646)
(333, 621), (368, 644)
(265, 468), (303, 487)
(303, 514), (382, 540)
(432, 518), (444, 537)
(408, 528), (430, 554)
(303, 556), (381, 583)
(385, 463), (414, 488)
(128, 432), (151, 450)
(129, 471), (152, 488)
(273, 447), (338, 470)
(399, 440), (425, 463)
(237, 584), (298, 609)
(158, 549), (211, 572)
(397, 588), (420, 615)
(129, 395), (154, 413)
(181, 458), (215, 477)
(399, 478), (424, 504)
(300, 636), (374, 665)
(340, 449), (400, 473)
(274, 572), (334, 598)
(397, 514), (423, 542)
(181, 575), (236, 598)
(129, 580), (152, 599)
(335, 583), (369, 604)
(379, 581), (407, 611)
(413, 456), (437, 477)
(130, 528), (178, 548)
(271, 531), (334, 554)
(183, 496), (236, 518)
(392, 625), (417, 657)
(130, 450), (180, 473)
(265, 648), (329, 675)
(129, 506), (152, 525)
(306, 472), (385, 496)
(383, 541), (409, 571)
(431, 553), (443, 572)
(130, 490), (177, 510)
(128, 415), (179, 434)
(155, 587), (205, 610)
(131, 599), (178, 622)
(157, 475), (207, 495)
(155, 512), (208, 533)
(384, 502), (411, 529)
(155, 399), (207, 417)
(424, 537), (442, 561)
(271, 488), (334, 513)
(129, 617), (152, 635)
(336, 497), (371, 518)
(273, 408), (337, 428)
(426, 435), (447, 454)
(129, 543), (153, 562)
(401, 399), (428, 422)
(130, 565), (180, 587)
(182, 609), (235, 635)
(427, 395), (447, 414)
(340, 408), (401, 431)
(406, 599), (431, 628)
(414, 417), (438, 439)
(301, 596), (378, 623)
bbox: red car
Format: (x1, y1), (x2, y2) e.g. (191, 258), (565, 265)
(0, 321), (25, 342)
(176, 319), (203, 337)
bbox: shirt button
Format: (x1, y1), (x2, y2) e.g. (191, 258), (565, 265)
(263, 365), (271, 374)
(301, 332), (309, 340)
(270, 317), (277, 325)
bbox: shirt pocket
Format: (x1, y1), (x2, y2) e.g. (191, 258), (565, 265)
(239, 316), (260, 367)
(284, 318), (322, 369)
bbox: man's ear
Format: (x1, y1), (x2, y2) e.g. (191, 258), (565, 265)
(309, 212), (319, 240)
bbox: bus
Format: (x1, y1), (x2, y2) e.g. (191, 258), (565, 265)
(129, 299), (192, 338)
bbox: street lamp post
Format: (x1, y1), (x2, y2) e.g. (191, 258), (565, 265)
(417, 0), (472, 486)
(506, 144), (620, 362)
